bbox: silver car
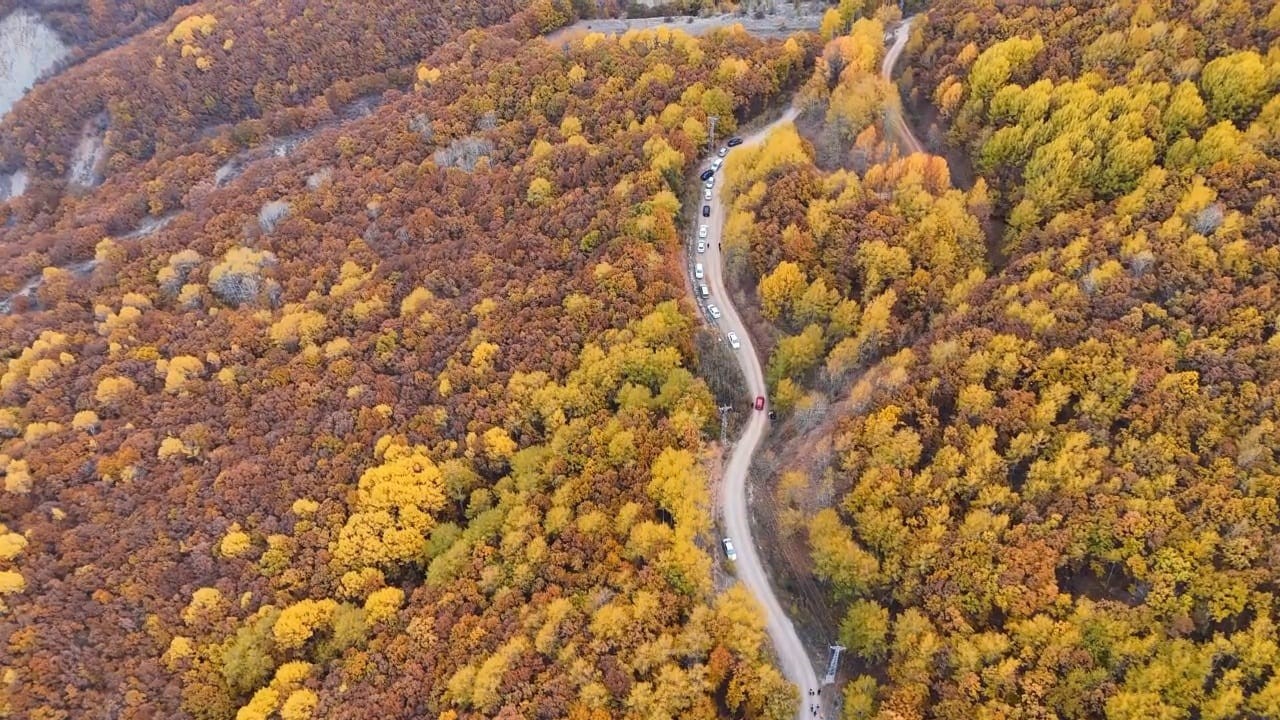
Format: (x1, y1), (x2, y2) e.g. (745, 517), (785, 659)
(718, 147), (728, 157)
(704, 188), (712, 201)
(722, 538), (737, 561)
(707, 304), (721, 319)
(704, 178), (715, 189)
(697, 240), (707, 254)
(727, 331), (741, 349)
(698, 225), (708, 239)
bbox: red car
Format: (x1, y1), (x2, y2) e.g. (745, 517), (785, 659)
(754, 395), (765, 411)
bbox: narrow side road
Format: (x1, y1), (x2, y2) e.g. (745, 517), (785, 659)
(695, 105), (821, 719)
(691, 19), (925, 714)
(883, 17), (925, 155)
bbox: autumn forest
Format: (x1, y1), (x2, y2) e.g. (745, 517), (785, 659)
(1, 0), (1279, 719)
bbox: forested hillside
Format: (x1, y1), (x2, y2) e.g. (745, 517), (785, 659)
(0, 0), (537, 215)
(729, 1), (1280, 718)
(0, 1), (814, 716)
(0, 0), (187, 57)
(725, 12), (988, 416)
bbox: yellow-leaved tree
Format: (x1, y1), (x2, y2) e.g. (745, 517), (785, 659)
(758, 262), (808, 322)
(331, 443), (446, 571)
(273, 599), (338, 651)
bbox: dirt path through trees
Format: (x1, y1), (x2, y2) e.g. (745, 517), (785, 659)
(694, 106), (827, 718)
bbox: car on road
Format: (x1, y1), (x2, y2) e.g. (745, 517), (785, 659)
(700, 169), (715, 181)
(711, 158), (723, 171)
(702, 205), (711, 217)
(704, 188), (712, 200)
(697, 240), (706, 253)
(727, 137), (743, 147)
(698, 225), (708, 238)
(754, 395), (765, 411)
(698, 283), (710, 298)
(694, 263), (704, 279)
(703, 178), (714, 189)
(718, 147), (728, 157)
(727, 331), (741, 349)
(722, 538), (737, 561)
(708, 304), (721, 319)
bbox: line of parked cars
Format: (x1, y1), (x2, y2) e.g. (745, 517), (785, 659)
(707, 136), (756, 570)
(693, 139), (744, 353)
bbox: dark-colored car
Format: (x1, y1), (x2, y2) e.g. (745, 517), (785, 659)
(702, 205), (711, 217)
(727, 137), (744, 147)
(700, 169), (715, 181)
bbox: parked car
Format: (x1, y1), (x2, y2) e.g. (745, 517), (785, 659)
(697, 240), (707, 254)
(700, 169), (715, 181)
(754, 395), (765, 411)
(698, 225), (708, 238)
(698, 283), (710, 298)
(727, 331), (741, 349)
(727, 137), (743, 147)
(718, 147), (728, 157)
(704, 178), (714, 189)
(694, 263), (704, 279)
(711, 158), (723, 171)
(702, 205), (711, 217)
(708, 304), (721, 319)
(704, 189), (712, 200)
(722, 537), (737, 561)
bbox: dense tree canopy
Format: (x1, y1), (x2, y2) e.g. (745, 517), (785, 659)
(722, 20), (986, 414)
(729, 1), (1280, 718)
(0, 4), (812, 717)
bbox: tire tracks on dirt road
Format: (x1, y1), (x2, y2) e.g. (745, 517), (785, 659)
(694, 106), (822, 719)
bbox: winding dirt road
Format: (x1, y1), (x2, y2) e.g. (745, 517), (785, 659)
(694, 105), (821, 718)
(883, 17), (925, 155)
(689, 17), (926, 714)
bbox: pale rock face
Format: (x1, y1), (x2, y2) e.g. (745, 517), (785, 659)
(0, 10), (70, 120)
(0, 169), (26, 201)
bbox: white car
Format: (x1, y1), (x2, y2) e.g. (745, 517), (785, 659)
(718, 147), (728, 157)
(711, 158), (723, 170)
(694, 263), (704, 279)
(698, 225), (708, 239)
(722, 537), (737, 561)
(707, 304), (721, 319)
(704, 178), (714, 189)
(697, 240), (706, 253)
(703, 188), (712, 201)
(727, 331), (740, 349)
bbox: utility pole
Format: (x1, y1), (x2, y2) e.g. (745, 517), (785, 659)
(707, 115), (719, 153)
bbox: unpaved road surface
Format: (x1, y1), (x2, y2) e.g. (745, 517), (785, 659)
(883, 17), (925, 154)
(693, 105), (822, 718)
(545, 10), (820, 45)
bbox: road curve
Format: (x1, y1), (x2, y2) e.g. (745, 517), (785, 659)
(696, 105), (821, 719)
(883, 17), (925, 155)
